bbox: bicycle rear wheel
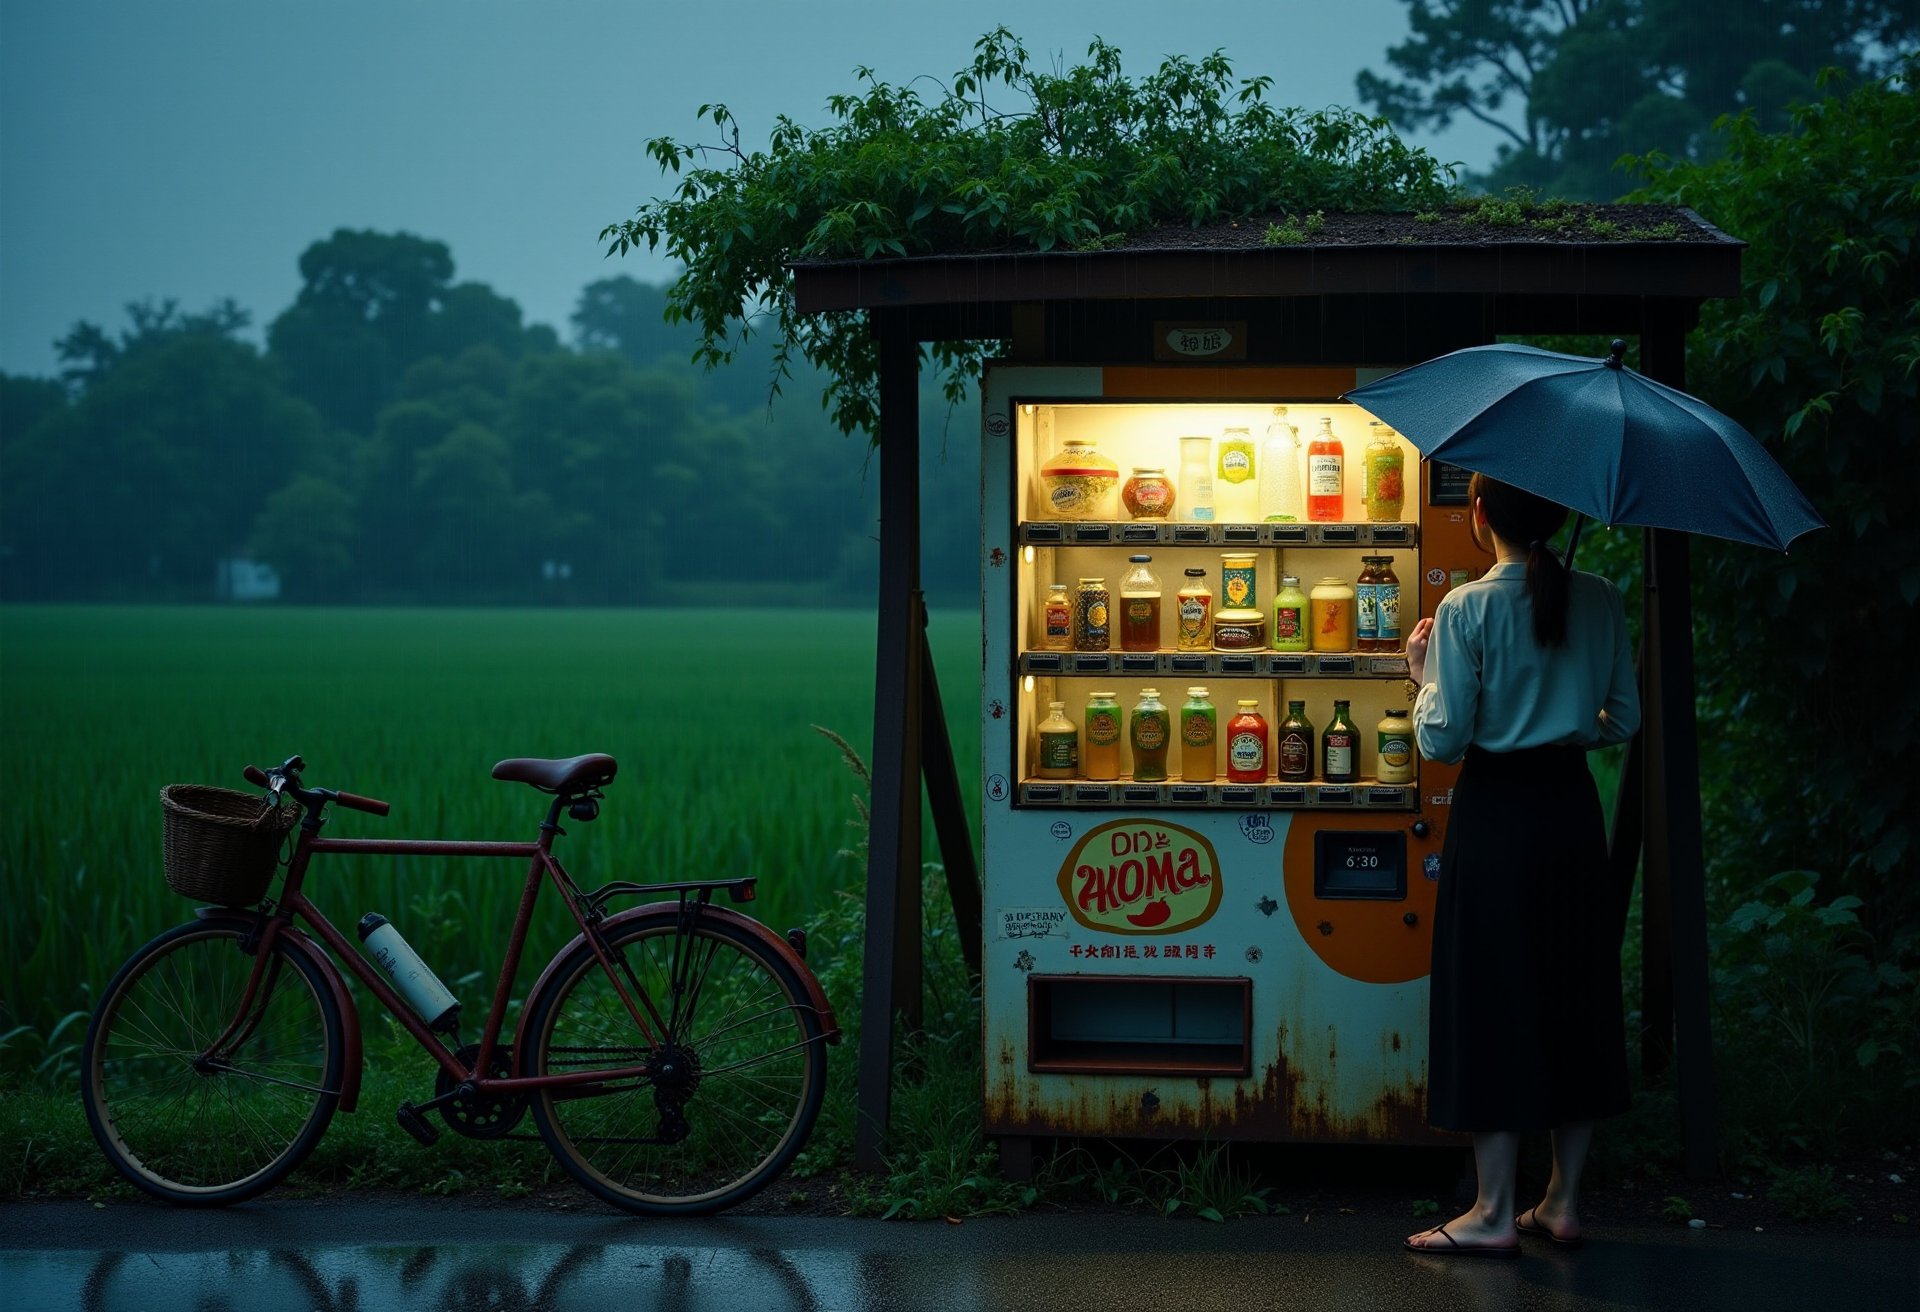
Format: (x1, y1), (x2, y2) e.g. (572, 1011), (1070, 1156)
(525, 911), (826, 1215)
(81, 920), (343, 1204)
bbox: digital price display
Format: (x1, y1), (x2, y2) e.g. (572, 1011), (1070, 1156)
(1313, 830), (1408, 900)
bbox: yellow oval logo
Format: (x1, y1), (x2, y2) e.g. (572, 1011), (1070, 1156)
(1057, 818), (1222, 935)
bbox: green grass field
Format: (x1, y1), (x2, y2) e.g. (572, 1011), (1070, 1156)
(0, 605), (983, 1079)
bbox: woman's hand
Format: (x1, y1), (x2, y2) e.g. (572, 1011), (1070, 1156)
(1407, 616), (1435, 686)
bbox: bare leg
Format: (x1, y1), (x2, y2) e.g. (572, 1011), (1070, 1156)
(1522, 1121), (1594, 1240)
(1407, 1131), (1520, 1248)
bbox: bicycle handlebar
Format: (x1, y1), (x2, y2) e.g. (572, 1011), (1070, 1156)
(244, 760), (390, 818)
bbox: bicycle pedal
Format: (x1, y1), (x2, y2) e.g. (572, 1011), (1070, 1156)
(396, 1100), (440, 1146)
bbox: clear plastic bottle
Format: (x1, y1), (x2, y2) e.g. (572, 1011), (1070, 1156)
(1119, 555), (1163, 652)
(1257, 406), (1304, 522)
(1178, 436), (1215, 522)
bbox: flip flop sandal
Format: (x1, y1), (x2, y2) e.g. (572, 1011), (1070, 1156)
(1402, 1223), (1521, 1259)
(1515, 1208), (1585, 1249)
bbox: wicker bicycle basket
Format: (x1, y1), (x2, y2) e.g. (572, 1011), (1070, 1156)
(160, 785), (297, 906)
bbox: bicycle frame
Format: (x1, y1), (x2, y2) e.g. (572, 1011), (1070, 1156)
(204, 821), (688, 1103)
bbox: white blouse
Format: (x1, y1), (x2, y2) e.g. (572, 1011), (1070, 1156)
(1412, 561), (1641, 765)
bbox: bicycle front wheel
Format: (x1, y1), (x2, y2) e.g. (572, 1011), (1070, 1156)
(81, 921), (343, 1204)
(526, 912), (827, 1215)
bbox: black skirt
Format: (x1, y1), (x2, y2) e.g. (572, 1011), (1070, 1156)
(1427, 744), (1630, 1133)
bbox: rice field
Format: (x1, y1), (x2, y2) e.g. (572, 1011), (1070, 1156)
(0, 606), (983, 1074)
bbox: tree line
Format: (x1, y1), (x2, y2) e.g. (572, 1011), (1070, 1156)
(0, 231), (983, 606)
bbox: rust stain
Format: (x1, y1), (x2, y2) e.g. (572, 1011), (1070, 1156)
(1327, 1025), (1338, 1065)
(1391, 1032), (1403, 1052)
(999, 1038), (1016, 1068)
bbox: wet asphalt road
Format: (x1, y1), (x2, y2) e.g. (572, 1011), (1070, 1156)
(0, 1199), (1914, 1311)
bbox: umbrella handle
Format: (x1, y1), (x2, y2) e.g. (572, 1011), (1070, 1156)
(1565, 514), (1586, 568)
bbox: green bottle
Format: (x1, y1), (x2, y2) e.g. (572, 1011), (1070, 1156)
(1272, 575), (1310, 652)
(1130, 688), (1171, 782)
(1180, 687), (1218, 782)
(1322, 699), (1358, 783)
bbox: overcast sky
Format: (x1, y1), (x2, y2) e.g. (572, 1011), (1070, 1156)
(0, 1), (1504, 379)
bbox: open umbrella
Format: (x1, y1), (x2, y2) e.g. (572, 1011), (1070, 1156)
(1342, 340), (1824, 552)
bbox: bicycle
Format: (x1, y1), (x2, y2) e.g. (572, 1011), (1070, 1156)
(80, 753), (839, 1215)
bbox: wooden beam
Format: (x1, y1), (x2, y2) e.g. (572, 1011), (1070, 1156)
(856, 309), (924, 1171)
(920, 619), (982, 977)
(1640, 312), (1719, 1179)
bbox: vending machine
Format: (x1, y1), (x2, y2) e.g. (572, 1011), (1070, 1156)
(980, 363), (1482, 1148)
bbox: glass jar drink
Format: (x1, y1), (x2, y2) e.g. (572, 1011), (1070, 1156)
(1119, 555), (1163, 652)
(1176, 568), (1212, 651)
(1257, 406), (1304, 522)
(1074, 577), (1111, 652)
(1083, 692), (1122, 780)
(1178, 436), (1215, 522)
(1277, 700), (1316, 782)
(1372, 556), (1402, 651)
(1179, 687), (1217, 783)
(1217, 427), (1256, 485)
(1356, 557), (1382, 650)
(1310, 575), (1355, 652)
(1130, 688), (1171, 782)
(1272, 574), (1309, 652)
(1226, 700), (1269, 782)
(1363, 423), (1405, 522)
(1306, 416), (1345, 521)
(1219, 552), (1258, 610)
(1121, 467), (1176, 520)
(1041, 581), (1072, 651)
(1376, 708), (1415, 783)
(1036, 701), (1078, 779)
(1322, 699), (1358, 783)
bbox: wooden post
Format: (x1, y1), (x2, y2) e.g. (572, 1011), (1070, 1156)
(856, 309), (924, 1171)
(1639, 315), (1719, 1179)
(921, 618), (983, 977)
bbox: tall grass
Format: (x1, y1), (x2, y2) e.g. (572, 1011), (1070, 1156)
(0, 605), (982, 1079)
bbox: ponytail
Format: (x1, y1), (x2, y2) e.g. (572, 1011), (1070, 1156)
(1525, 538), (1570, 648)
(1469, 472), (1572, 648)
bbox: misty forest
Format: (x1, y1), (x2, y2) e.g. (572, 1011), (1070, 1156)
(0, 231), (985, 607)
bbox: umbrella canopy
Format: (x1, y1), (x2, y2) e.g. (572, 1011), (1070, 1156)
(1342, 341), (1825, 551)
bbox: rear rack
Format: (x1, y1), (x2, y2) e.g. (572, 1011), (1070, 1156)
(579, 877), (757, 920)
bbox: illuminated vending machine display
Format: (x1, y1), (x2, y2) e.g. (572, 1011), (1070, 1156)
(980, 365), (1483, 1149)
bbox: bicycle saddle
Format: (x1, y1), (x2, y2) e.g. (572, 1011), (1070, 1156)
(491, 754), (617, 792)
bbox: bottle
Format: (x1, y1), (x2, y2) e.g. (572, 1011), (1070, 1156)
(1310, 575), (1355, 652)
(1272, 574), (1310, 652)
(1083, 692), (1122, 781)
(359, 913), (460, 1033)
(1356, 557), (1383, 651)
(1377, 708), (1416, 783)
(1306, 416), (1345, 522)
(1036, 700), (1079, 779)
(1216, 426), (1257, 520)
(1074, 577), (1111, 652)
(1175, 568), (1212, 652)
(1178, 435), (1215, 522)
(1119, 555), (1163, 652)
(1121, 467), (1176, 520)
(1130, 688), (1171, 782)
(1364, 423), (1406, 522)
(1180, 687), (1218, 783)
(1226, 700), (1269, 782)
(1038, 438), (1119, 520)
(1373, 556), (1402, 650)
(1040, 582), (1072, 652)
(1322, 700), (1358, 783)
(1257, 406), (1304, 522)
(1277, 701), (1316, 782)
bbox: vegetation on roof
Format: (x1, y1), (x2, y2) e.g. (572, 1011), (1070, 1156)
(602, 29), (1460, 436)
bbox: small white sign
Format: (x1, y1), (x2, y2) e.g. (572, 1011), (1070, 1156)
(1165, 327), (1234, 357)
(998, 907), (1071, 941)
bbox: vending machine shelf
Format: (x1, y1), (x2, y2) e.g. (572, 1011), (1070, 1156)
(1018, 520), (1418, 547)
(1021, 651), (1412, 678)
(1017, 780), (1416, 810)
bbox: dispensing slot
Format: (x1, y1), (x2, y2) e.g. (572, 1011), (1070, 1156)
(1072, 524), (1114, 543)
(1029, 975), (1251, 1075)
(1172, 526), (1212, 544)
